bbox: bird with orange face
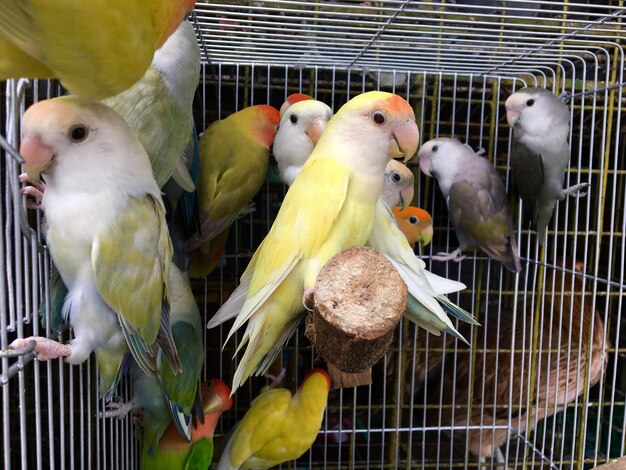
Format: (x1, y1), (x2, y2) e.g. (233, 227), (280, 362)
(392, 206), (434, 249)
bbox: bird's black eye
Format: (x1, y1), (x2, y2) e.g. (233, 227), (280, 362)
(409, 216), (418, 224)
(372, 110), (387, 125)
(69, 125), (89, 142)
(526, 99), (535, 107)
(289, 114), (298, 124)
(432, 145), (439, 152)
(391, 172), (401, 183)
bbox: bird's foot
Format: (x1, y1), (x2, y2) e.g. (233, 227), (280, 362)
(561, 182), (590, 198)
(264, 368), (287, 389)
(431, 248), (466, 263)
(102, 400), (134, 419)
(302, 287), (315, 312)
(8, 336), (71, 361)
(19, 173), (46, 209)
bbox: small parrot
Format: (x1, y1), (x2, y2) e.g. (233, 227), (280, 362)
(216, 369), (331, 470)
(9, 96), (180, 397)
(505, 87), (589, 243)
(102, 19), (200, 192)
(184, 104), (281, 278)
(393, 207), (434, 249)
(275, 98), (474, 342)
(0, 0), (195, 100)
(418, 137), (521, 273)
(207, 91), (420, 394)
(273, 98), (333, 185)
(143, 379), (234, 470)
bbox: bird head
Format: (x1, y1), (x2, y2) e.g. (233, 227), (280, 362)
(392, 206), (434, 248)
(278, 99), (333, 146)
(417, 138), (475, 194)
(328, 91), (419, 165)
(20, 96), (149, 183)
(156, 1), (197, 50)
(279, 93), (315, 117)
(504, 87), (569, 137)
(244, 104), (281, 150)
(381, 159), (414, 210)
(201, 379), (234, 415)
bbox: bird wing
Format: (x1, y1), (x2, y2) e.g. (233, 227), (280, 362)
(448, 174), (516, 265)
(510, 137), (544, 227)
(225, 157), (351, 336)
(92, 194), (174, 376)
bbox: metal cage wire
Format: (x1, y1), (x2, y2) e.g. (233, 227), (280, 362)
(1, 1), (625, 469)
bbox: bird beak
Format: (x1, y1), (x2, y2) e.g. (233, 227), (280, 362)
(399, 185), (414, 211)
(306, 118), (327, 144)
(203, 393), (227, 414)
(390, 120), (419, 163)
(506, 109), (520, 127)
(20, 135), (54, 180)
(418, 154), (432, 177)
(419, 225), (434, 248)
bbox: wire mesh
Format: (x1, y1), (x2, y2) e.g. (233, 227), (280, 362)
(1, 1), (625, 469)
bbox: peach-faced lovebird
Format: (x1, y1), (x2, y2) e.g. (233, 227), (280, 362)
(393, 206), (434, 249)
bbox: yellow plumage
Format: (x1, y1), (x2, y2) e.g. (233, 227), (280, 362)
(208, 91), (420, 393)
(0, 0), (194, 99)
(216, 369), (331, 470)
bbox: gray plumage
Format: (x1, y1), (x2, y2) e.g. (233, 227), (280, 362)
(418, 137), (521, 272)
(505, 87), (589, 243)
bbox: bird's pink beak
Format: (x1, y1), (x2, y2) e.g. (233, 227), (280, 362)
(506, 109), (520, 127)
(419, 154), (432, 177)
(306, 118), (327, 144)
(20, 135), (54, 179)
(391, 120), (420, 163)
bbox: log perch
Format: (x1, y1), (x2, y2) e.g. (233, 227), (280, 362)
(305, 246), (407, 387)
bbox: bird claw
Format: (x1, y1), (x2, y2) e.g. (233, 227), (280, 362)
(431, 248), (466, 263)
(102, 400), (134, 419)
(264, 368), (287, 389)
(8, 336), (71, 361)
(302, 287), (315, 312)
(562, 182), (590, 198)
(19, 173), (46, 209)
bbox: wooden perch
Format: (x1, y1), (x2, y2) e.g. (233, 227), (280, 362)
(305, 246), (406, 387)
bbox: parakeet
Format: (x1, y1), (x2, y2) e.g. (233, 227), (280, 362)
(505, 87), (589, 243)
(418, 137), (521, 273)
(102, 19), (200, 191)
(393, 206), (434, 248)
(9, 96), (180, 397)
(143, 379), (233, 470)
(0, 0), (195, 100)
(273, 98), (333, 185)
(274, 98), (473, 342)
(208, 91), (420, 394)
(216, 369), (330, 470)
(185, 104), (280, 278)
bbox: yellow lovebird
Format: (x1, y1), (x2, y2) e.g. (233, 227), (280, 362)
(392, 206), (434, 249)
(185, 104), (281, 278)
(207, 91), (420, 394)
(216, 369), (330, 470)
(0, 0), (195, 99)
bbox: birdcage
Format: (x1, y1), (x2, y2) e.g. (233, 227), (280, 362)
(1, 1), (625, 469)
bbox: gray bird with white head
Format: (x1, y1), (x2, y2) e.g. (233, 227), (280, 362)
(419, 137), (521, 273)
(505, 87), (589, 244)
